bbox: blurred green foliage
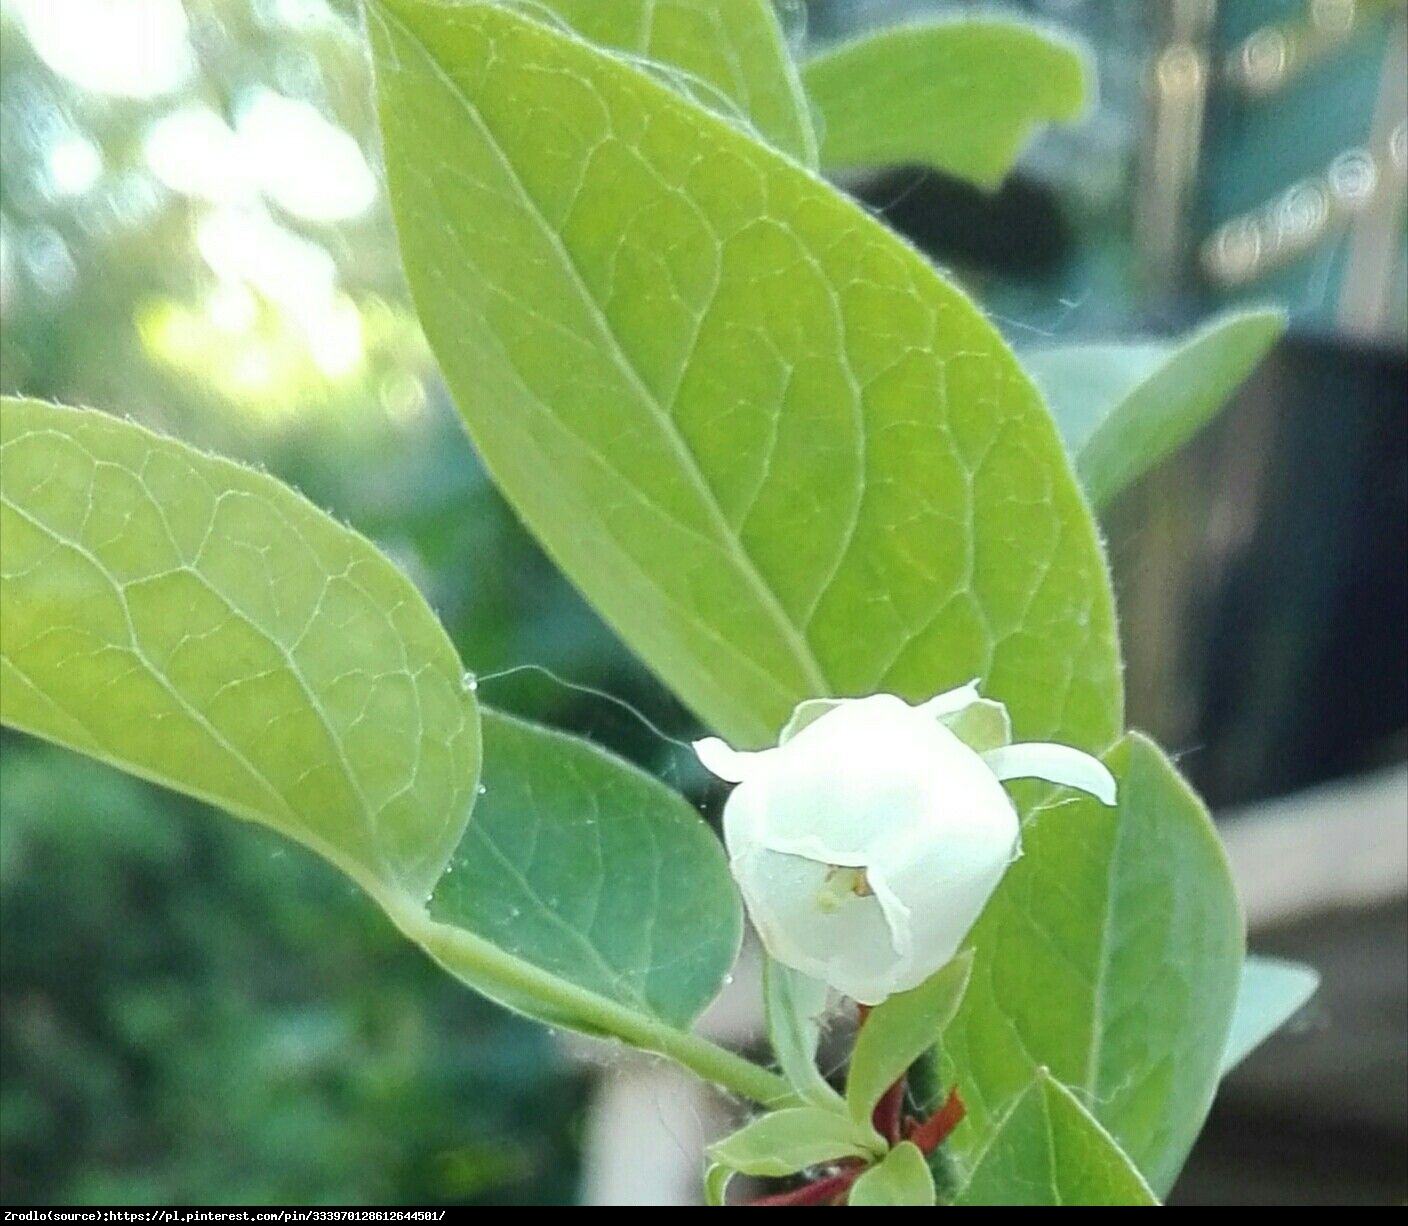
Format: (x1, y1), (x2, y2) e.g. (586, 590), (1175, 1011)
(0, 740), (587, 1205)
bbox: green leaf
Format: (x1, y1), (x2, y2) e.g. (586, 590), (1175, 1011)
(941, 734), (1243, 1196)
(427, 708), (742, 1030)
(0, 397), (778, 1100)
(706, 1107), (881, 1178)
(1024, 308), (1286, 508)
(1221, 955), (1319, 1076)
(764, 958), (844, 1108)
(802, 20), (1090, 188)
(522, 0), (817, 165)
(370, 0), (1122, 753)
(703, 1163), (734, 1207)
(0, 395), (479, 905)
(847, 1141), (936, 1207)
(847, 953), (972, 1126)
(953, 1072), (1158, 1206)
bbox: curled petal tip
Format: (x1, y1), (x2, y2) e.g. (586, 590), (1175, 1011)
(917, 679), (983, 719)
(982, 742), (1118, 806)
(1090, 766), (1118, 807)
(693, 736), (754, 783)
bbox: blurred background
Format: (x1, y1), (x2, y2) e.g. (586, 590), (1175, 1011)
(0, 0), (1403, 1207)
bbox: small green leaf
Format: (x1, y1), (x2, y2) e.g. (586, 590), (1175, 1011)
(703, 1162), (734, 1207)
(371, 0), (1123, 754)
(428, 708), (742, 1030)
(1221, 955), (1319, 1076)
(847, 953), (972, 1126)
(706, 1107), (882, 1178)
(764, 958), (844, 1108)
(803, 19), (1090, 188)
(525, 0), (817, 164)
(1024, 308), (1286, 508)
(0, 396), (478, 904)
(941, 734), (1243, 1196)
(953, 1072), (1158, 1206)
(847, 1141), (936, 1207)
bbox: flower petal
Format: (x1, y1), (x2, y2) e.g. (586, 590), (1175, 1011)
(730, 846), (907, 1004)
(746, 695), (977, 864)
(693, 736), (770, 783)
(982, 742), (1118, 805)
(866, 782), (1020, 994)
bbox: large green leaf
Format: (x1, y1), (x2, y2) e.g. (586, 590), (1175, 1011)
(370, 0), (1122, 752)
(802, 20), (1090, 188)
(0, 396), (754, 1074)
(526, 0), (816, 165)
(1024, 308), (1285, 508)
(953, 1072), (1157, 1206)
(428, 708), (741, 1030)
(0, 395), (478, 905)
(1221, 954), (1319, 1076)
(941, 733), (1243, 1196)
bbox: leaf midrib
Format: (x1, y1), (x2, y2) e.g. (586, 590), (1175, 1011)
(1081, 783), (1126, 1100)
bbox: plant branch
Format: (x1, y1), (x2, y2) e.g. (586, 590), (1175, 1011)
(907, 1087), (966, 1154)
(744, 1167), (864, 1207)
(393, 899), (794, 1107)
(873, 1079), (905, 1145)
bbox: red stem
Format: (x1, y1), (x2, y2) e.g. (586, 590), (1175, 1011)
(906, 1087), (966, 1155)
(742, 1167), (863, 1207)
(872, 1079), (905, 1145)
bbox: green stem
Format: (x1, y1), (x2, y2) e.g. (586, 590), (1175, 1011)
(386, 895), (793, 1107)
(651, 1020), (797, 1107)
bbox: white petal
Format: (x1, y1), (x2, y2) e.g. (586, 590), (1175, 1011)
(693, 736), (770, 783)
(730, 846), (907, 1005)
(982, 743), (1118, 805)
(745, 695), (969, 863)
(719, 779), (769, 859)
(865, 782), (1020, 993)
(916, 679), (983, 720)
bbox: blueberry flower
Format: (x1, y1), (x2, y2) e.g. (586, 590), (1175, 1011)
(695, 684), (1116, 1003)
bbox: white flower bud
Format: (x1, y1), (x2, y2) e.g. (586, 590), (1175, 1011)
(695, 686), (1116, 1004)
